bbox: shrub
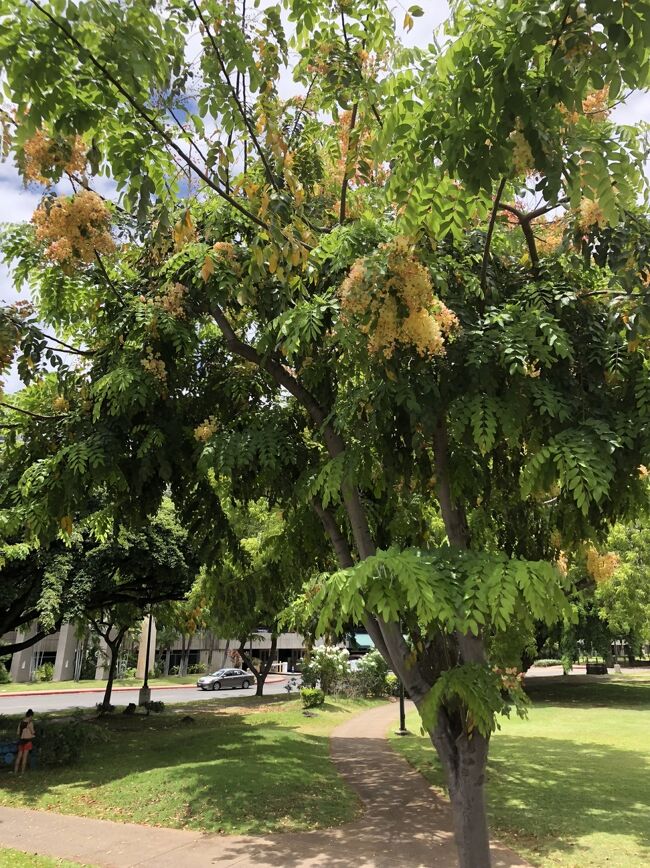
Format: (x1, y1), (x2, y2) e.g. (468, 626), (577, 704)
(123, 667), (137, 679)
(300, 646), (349, 694)
(37, 719), (110, 767)
(561, 654), (574, 675)
(34, 662), (54, 682)
(0, 661), (11, 684)
(169, 665), (179, 675)
(144, 700), (165, 714)
(532, 658), (563, 667)
(355, 650), (389, 697)
(188, 662), (207, 674)
(300, 687), (325, 708)
(385, 672), (399, 695)
(332, 674), (363, 699)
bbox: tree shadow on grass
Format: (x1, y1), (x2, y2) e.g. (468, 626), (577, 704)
(0, 711), (360, 835)
(524, 678), (650, 709)
(486, 735), (650, 864)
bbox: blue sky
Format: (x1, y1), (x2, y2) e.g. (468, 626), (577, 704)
(1, 0), (649, 392)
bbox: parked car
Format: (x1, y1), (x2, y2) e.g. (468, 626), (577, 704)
(196, 668), (252, 691)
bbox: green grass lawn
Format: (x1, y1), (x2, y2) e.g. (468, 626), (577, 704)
(0, 697), (378, 835)
(390, 679), (650, 868)
(0, 676), (199, 693)
(0, 849), (87, 867)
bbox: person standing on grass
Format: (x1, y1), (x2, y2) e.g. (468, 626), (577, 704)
(14, 709), (35, 774)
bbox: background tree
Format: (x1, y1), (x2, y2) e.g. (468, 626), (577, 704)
(1, 2), (650, 865)
(597, 520), (650, 660)
(201, 498), (326, 695)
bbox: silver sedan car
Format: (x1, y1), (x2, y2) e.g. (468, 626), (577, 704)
(196, 668), (252, 691)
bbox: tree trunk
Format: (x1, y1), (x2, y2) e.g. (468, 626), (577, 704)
(179, 635), (188, 675)
(254, 636), (277, 696)
(221, 638), (230, 668)
(163, 647), (171, 676)
(99, 628), (126, 711)
(444, 733), (491, 868)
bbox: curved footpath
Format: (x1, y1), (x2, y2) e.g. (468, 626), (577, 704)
(0, 703), (528, 867)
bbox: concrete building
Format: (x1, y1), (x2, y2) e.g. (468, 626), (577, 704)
(1, 622), (311, 683)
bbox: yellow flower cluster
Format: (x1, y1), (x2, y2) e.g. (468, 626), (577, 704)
(493, 667), (524, 692)
(194, 416), (218, 442)
(576, 198), (607, 232)
(585, 546), (620, 584)
(23, 130), (87, 184)
(556, 551), (569, 576)
(212, 241), (234, 257)
(141, 348), (167, 384)
(582, 86), (610, 121)
(509, 130), (535, 176)
(559, 86), (610, 126)
(536, 218), (566, 256)
(340, 237), (458, 359)
(32, 191), (114, 265)
(52, 396), (69, 413)
(159, 282), (187, 319)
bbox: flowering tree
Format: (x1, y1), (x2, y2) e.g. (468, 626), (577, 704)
(2, 1), (650, 864)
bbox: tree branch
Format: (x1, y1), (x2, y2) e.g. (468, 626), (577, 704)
(0, 623), (61, 656)
(211, 303), (375, 559)
(288, 76), (316, 147)
(339, 102), (358, 225)
(433, 417), (469, 549)
(190, 0), (279, 192)
(27, 0), (270, 232)
(310, 500), (353, 568)
(0, 400), (61, 421)
(93, 251), (125, 306)
(480, 176), (507, 292)
(340, 10), (382, 129)
(1, 311), (95, 357)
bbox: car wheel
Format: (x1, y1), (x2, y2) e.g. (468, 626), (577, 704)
(212, 681), (221, 691)
(242, 680), (250, 689)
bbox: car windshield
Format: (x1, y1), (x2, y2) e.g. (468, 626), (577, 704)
(209, 670), (226, 677)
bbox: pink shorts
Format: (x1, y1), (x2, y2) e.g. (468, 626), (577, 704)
(17, 741), (33, 753)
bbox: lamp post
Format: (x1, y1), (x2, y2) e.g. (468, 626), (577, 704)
(394, 679), (410, 736)
(143, 610), (153, 689)
(138, 609), (154, 706)
(394, 620), (410, 736)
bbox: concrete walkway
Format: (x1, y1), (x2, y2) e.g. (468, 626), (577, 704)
(0, 703), (528, 867)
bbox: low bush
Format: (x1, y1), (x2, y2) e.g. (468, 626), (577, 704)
(331, 675), (363, 699)
(300, 647), (349, 694)
(385, 672), (399, 695)
(34, 662), (55, 682)
(37, 719), (110, 767)
(144, 700), (165, 714)
(355, 650), (390, 697)
(532, 659), (563, 667)
(300, 687), (325, 708)
(188, 662), (207, 675)
(0, 661), (11, 684)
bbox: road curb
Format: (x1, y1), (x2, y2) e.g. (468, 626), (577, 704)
(0, 674), (289, 698)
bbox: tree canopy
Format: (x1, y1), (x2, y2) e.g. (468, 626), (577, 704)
(0, 499), (197, 654)
(2, 1), (650, 864)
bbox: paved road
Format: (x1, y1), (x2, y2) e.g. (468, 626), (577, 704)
(0, 677), (296, 714)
